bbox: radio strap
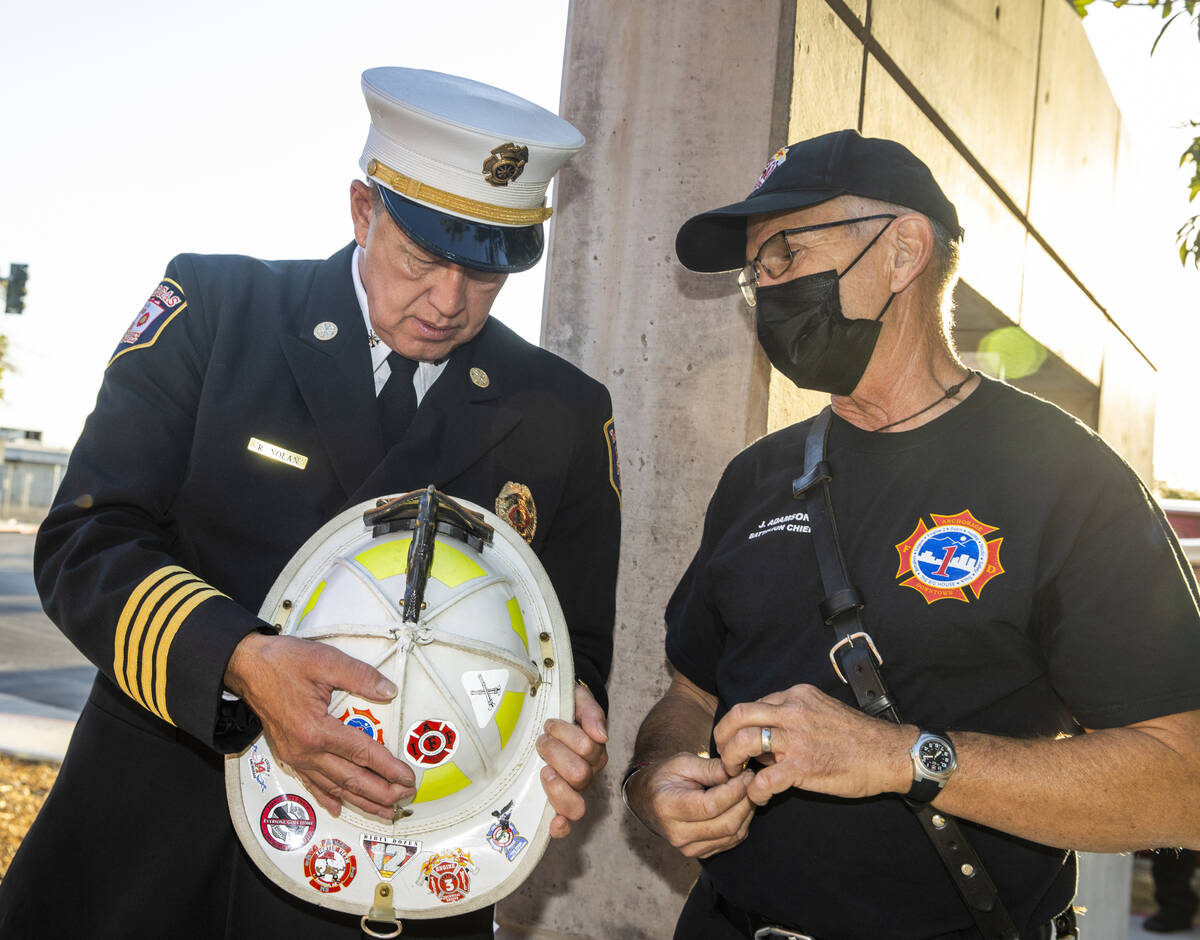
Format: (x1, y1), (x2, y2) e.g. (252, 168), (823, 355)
(793, 406), (1022, 940)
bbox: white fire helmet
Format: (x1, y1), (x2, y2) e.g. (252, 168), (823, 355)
(226, 487), (573, 937)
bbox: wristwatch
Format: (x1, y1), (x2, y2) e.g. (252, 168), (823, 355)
(906, 731), (957, 804)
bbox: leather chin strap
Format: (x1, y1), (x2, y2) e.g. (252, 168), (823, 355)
(794, 407), (1022, 940)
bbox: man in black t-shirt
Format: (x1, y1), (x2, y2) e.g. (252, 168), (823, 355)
(622, 130), (1200, 940)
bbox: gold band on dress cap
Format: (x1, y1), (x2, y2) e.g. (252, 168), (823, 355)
(367, 159), (553, 225)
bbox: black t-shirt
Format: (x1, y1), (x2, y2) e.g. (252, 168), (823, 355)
(665, 376), (1200, 940)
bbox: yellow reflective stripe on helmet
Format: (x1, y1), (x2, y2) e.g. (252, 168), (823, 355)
(355, 539), (410, 581)
(411, 762), (473, 803)
(506, 597), (528, 652)
(114, 567), (192, 707)
(299, 580), (326, 624)
(429, 544), (486, 587)
(355, 538), (486, 588)
(494, 691), (525, 748)
(151, 587), (224, 724)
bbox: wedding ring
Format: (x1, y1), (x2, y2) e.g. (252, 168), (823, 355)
(761, 726), (773, 754)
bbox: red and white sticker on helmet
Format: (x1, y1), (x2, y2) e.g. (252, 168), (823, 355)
(418, 849), (476, 904)
(404, 718), (459, 767)
(304, 838), (357, 894)
(260, 794), (317, 851)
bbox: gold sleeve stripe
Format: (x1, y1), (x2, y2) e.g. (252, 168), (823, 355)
(122, 572), (199, 710)
(113, 566), (190, 704)
(135, 580), (211, 721)
(150, 587), (223, 725)
(113, 565), (227, 724)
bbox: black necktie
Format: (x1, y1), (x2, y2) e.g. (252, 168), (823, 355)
(378, 351), (419, 447)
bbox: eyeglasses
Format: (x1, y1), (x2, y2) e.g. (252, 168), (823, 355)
(737, 213), (896, 307)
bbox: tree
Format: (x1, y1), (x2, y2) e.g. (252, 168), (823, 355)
(1075, 0), (1200, 267)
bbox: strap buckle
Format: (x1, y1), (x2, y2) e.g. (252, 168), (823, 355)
(828, 632), (883, 684)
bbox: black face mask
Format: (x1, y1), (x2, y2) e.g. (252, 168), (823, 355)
(754, 226), (895, 396)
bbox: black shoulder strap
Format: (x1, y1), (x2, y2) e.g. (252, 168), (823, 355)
(794, 407), (1020, 940)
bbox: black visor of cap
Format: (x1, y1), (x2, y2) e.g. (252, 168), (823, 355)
(378, 187), (545, 274)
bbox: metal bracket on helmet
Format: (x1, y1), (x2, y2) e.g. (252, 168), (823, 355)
(364, 486), (494, 550)
(363, 486), (496, 624)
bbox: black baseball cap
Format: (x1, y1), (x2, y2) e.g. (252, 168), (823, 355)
(675, 129), (963, 273)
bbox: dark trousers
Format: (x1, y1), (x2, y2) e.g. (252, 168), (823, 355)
(1152, 849), (1199, 922)
(675, 872), (1054, 940)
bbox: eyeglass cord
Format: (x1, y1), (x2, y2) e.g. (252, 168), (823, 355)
(871, 370), (978, 432)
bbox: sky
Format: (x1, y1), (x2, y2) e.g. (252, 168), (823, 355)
(1080, 2), (1200, 491)
(0, 0), (1197, 488)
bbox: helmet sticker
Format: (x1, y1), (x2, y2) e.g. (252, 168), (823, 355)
(486, 801), (529, 862)
(339, 706), (384, 743)
(260, 794), (317, 851)
(461, 669), (510, 727)
(404, 718), (459, 767)
(361, 835), (421, 880)
(248, 743), (272, 793)
(304, 838), (357, 894)
(418, 849), (476, 903)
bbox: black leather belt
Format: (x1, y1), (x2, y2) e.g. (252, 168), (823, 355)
(710, 880), (1054, 940)
(712, 884), (819, 939)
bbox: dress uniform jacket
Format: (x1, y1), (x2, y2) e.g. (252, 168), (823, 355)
(0, 241), (620, 938)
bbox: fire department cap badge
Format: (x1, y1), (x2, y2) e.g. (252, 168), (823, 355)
(894, 509), (1004, 604)
(495, 482), (536, 543)
(482, 142), (530, 187)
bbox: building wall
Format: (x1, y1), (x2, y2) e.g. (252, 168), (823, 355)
(500, 1), (1158, 936)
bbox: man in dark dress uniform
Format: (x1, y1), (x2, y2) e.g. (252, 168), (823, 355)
(0, 67), (618, 939)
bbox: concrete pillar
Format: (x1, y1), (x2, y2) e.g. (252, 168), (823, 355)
(496, 2), (794, 937)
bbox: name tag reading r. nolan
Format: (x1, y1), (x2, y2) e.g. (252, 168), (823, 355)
(247, 437), (308, 470)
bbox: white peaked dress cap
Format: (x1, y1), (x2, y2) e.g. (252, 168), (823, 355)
(358, 66), (585, 273)
(226, 489), (573, 937)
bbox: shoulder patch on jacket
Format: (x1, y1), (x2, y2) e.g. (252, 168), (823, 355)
(108, 278), (187, 365)
(604, 417), (621, 506)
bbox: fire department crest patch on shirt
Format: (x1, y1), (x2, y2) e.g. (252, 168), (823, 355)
(894, 510), (1004, 604)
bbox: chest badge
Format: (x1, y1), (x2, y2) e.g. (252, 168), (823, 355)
(894, 510), (1004, 604)
(496, 481), (536, 543)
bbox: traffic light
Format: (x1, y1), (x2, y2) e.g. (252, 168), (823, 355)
(5, 264), (28, 314)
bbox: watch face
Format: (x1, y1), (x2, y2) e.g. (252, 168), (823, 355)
(918, 739), (954, 774)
